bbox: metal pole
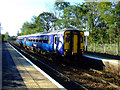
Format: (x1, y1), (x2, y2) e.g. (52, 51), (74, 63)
(86, 20), (88, 52)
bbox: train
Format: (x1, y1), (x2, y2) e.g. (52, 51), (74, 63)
(17, 28), (84, 57)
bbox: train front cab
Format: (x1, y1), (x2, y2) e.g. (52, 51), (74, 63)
(64, 30), (84, 57)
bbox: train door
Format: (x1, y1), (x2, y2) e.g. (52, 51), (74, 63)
(53, 35), (57, 52)
(73, 34), (78, 53)
(73, 32), (80, 54)
(64, 31), (71, 55)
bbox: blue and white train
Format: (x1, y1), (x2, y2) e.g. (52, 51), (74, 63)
(17, 28), (84, 57)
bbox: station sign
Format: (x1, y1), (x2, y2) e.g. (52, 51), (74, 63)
(84, 31), (89, 36)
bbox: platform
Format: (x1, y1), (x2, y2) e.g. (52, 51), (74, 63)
(2, 43), (63, 89)
(84, 52), (120, 76)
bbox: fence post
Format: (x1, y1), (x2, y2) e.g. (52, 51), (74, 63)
(117, 42), (120, 56)
(104, 44), (106, 53)
(118, 42), (120, 56)
(116, 44), (118, 55)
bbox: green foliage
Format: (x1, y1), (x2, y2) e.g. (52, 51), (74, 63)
(2, 32), (16, 42)
(2, 34), (7, 42)
(20, 16), (40, 35)
(36, 12), (57, 32)
(20, 1), (120, 46)
(55, 1), (70, 11)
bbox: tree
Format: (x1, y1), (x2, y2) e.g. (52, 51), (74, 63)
(113, 1), (120, 55)
(54, 1), (70, 29)
(2, 32), (15, 42)
(20, 21), (31, 35)
(55, 0), (70, 11)
(20, 21), (38, 35)
(20, 16), (39, 35)
(35, 12), (57, 32)
(2, 34), (6, 42)
(98, 2), (114, 44)
(85, 2), (101, 43)
(17, 30), (20, 36)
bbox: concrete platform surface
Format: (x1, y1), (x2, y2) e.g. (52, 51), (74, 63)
(84, 53), (120, 76)
(2, 43), (61, 89)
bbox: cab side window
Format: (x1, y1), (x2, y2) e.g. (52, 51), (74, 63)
(66, 34), (70, 43)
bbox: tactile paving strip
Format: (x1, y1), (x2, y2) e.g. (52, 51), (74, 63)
(6, 44), (58, 88)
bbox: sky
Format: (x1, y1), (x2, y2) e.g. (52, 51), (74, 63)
(0, 0), (84, 36)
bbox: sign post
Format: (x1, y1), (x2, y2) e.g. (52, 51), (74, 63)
(84, 31), (89, 51)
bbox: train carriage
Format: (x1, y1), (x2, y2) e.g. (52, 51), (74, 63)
(17, 28), (84, 56)
(17, 35), (26, 46)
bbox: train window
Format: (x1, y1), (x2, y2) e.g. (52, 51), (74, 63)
(43, 40), (47, 43)
(66, 33), (70, 43)
(66, 36), (70, 43)
(43, 37), (47, 43)
(39, 37), (42, 42)
(33, 39), (35, 42)
(29, 39), (31, 41)
(36, 39), (38, 42)
(39, 40), (42, 42)
(28, 38), (30, 41)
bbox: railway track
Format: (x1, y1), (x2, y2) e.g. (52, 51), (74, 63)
(10, 42), (120, 89)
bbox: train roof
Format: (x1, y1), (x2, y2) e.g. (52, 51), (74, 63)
(17, 35), (27, 39)
(17, 28), (83, 38)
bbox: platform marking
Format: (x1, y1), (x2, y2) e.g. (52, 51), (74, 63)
(8, 43), (65, 89)
(83, 55), (120, 64)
